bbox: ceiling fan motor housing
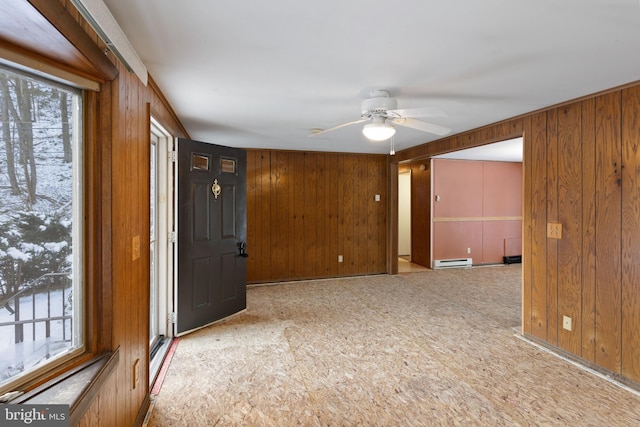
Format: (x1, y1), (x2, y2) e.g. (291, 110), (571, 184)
(361, 96), (398, 116)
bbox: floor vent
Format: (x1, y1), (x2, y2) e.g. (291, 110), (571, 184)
(503, 255), (522, 264)
(432, 258), (473, 269)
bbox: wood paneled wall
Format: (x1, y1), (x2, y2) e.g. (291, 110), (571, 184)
(408, 161), (431, 268)
(246, 150), (387, 283)
(92, 76), (186, 426)
(394, 82), (640, 385)
(44, 1), (191, 425)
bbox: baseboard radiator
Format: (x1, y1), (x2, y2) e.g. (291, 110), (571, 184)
(432, 258), (473, 269)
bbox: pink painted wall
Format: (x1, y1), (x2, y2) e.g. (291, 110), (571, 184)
(432, 159), (522, 264)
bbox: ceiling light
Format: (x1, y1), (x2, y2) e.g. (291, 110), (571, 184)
(362, 117), (395, 141)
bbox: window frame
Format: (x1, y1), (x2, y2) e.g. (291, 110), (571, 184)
(0, 61), (102, 397)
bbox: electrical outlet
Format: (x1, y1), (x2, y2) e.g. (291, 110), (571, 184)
(562, 315), (572, 331)
(547, 223), (563, 239)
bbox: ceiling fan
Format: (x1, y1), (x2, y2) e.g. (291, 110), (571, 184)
(310, 89), (452, 141)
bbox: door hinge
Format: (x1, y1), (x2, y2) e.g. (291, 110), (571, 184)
(169, 151), (177, 163)
(168, 231), (176, 243)
(168, 312), (176, 324)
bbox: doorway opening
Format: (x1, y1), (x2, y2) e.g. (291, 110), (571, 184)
(149, 118), (175, 385)
(431, 137), (523, 267)
(397, 137), (523, 272)
(398, 170), (428, 272)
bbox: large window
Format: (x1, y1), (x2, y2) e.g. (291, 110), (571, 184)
(0, 64), (83, 391)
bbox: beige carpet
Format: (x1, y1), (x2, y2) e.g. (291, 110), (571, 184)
(147, 265), (640, 426)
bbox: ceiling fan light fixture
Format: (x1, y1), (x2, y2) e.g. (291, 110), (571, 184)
(362, 120), (396, 141)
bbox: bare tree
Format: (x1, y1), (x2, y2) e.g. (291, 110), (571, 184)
(61, 92), (72, 163)
(14, 78), (37, 206)
(0, 76), (20, 195)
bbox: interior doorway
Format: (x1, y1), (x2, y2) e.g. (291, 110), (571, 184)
(398, 171), (412, 260)
(395, 137), (523, 272)
(398, 170), (427, 272)
(431, 137), (523, 267)
(149, 118), (174, 385)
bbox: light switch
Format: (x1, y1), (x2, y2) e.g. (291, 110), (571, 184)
(375, 194), (381, 202)
(132, 235), (141, 261)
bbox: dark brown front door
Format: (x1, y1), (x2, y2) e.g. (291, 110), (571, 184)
(176, 138), (247, 335)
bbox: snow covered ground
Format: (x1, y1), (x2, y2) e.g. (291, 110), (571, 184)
(0, 289), (72, 382)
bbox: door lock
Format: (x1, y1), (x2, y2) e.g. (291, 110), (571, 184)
(238, 241), (249, 258)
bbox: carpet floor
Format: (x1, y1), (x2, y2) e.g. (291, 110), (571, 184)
(147, 265), (640, 426)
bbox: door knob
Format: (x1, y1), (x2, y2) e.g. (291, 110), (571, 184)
(238, 241), (249, 258)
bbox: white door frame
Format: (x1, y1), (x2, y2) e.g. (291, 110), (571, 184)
(150, 117), (174, 342)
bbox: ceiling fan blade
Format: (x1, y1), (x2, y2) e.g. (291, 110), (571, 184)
(387, 106), (447, 119)
(309, 117), (369, 137)
(391, 117), (451, 136)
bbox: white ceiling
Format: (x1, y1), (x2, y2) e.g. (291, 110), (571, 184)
(102, 0), (640, 155)
(434, 137), (522, 162)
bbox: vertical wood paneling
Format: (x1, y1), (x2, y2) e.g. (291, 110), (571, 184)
(410, 161), (431, 267)
(326, 154), (339, 276)
(91, 38), (186, 427)
(245, 151), (387, 283)
(292, 153), (305, 279)
(304, 153), (318, 277)
(621, 86), (640, 382)
(97, 82), (113, 351)
(581, 98), (597, 362)
(556, 104), (582, 355)
(79, 368), (118, 426)
(530, 111), (548, 339)
(546, 108), (559, 345)
(365, 156), (376, 272)
(342, 155), (356, 275)
(110, 71), (129, 427)
(594, 92), (622, 372)
(259, 152), (272, 279)
(270, 152), (280, 277)
(376, 157), (387, 272)
(287, 152), (298, 278)
(522, 115), (533, 334)
(245, 151), (257, 281)
(337, 154), (346, 277)
(389, 160), (398, 274)
(351, 155), (361, 273)
(356, 156), (368, 272)
(132, 69), (145, 419)
(274, 151), (290, 279)
(316, 154), (327, 274)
